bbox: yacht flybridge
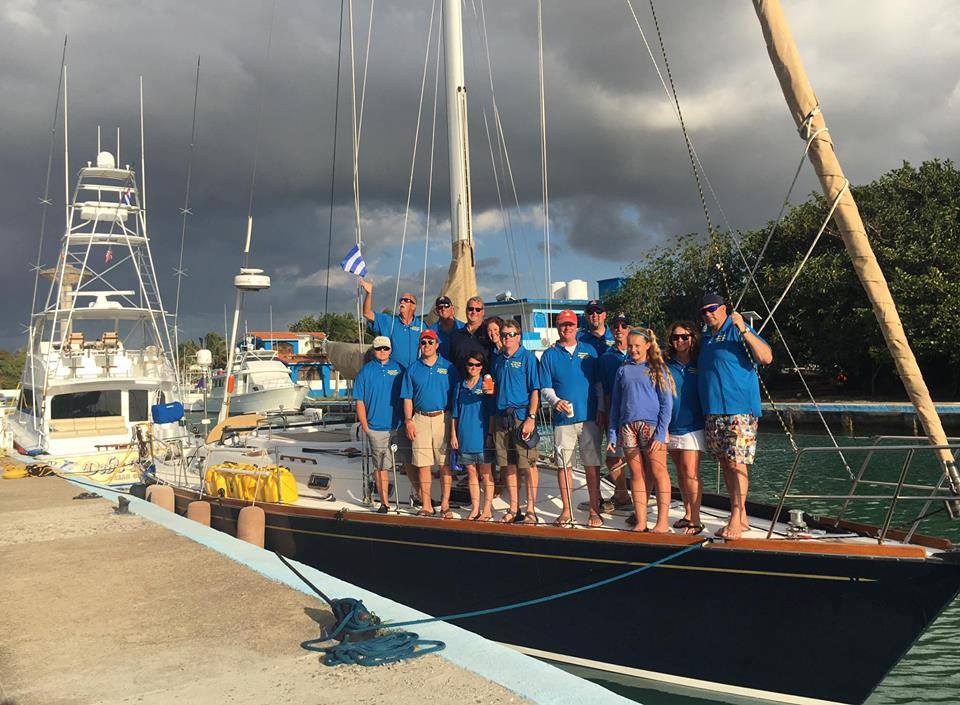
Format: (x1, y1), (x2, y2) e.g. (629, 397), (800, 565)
(7, 147), (181, 485)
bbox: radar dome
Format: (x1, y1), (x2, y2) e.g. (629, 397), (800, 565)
(96, 151), (116, 169)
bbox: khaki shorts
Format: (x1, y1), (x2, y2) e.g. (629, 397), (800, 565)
(365, 429), (400, 470)
(411, 412), (449, 468)
(493, 412), (539, 469)
(554, 421), (601, 467)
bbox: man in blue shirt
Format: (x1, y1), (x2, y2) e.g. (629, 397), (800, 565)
(697, 293), (773, 541)
(401, 329), (458, 517)
(429, 295), (465, 360)
(577, 299), (614, 357)
(491, 319), (540, 523)
(599, 312), (633, 512)
(540, 309), (602, 527)
(353, 335), (404, 513)
(361, 278), (424, 369)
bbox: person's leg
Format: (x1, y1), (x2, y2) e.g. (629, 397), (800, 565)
(647, 444), (672, 533)
(719, 458), (742, 538)
(525, 463), (539, 518)
(439, 464), (453, 517)
(478, 462), (494, 519)
(465, 463), (480, 519)
(418, 466), (434, 513)
(675, 449), (702, 529)
(502, 464), (519, 519)
(735, 460), (749, 531)
(554, 425), (574, 523)
(606, 454), (631, 505)
(669, 448), (690, 522)
(580, 422), (603, 527)
(375, 468), (390, 507)
(625, 447), (648, 531)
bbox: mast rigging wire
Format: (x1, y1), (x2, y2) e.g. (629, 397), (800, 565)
(421, 18), (444, 315)
(536, 0), (552, 306)
(323, 0), (346, 319)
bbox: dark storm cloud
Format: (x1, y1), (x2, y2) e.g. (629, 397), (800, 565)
(1, 0), (958, 348)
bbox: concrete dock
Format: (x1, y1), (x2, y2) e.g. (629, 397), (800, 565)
(0, 475), (636, 705)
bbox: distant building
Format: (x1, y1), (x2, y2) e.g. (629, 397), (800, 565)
(597, 277), (627, 300)
(484, 279), (595, 353)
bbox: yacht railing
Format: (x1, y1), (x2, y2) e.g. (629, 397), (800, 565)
(769, 439), (960, 543)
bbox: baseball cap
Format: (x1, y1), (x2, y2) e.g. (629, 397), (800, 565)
(611, 312), (630, 326)
(419, 329), (439, 341)
(372, 335), (391, 349)
(585, 299), (605, 314)
(556, 309), (578, 325)
(700, 292), (725, 308)
(434, 295), (453, 308)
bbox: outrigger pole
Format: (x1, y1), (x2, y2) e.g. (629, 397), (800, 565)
(753, 0), (960, 509)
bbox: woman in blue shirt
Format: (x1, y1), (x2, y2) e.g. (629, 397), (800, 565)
(665, 321), (706, 535)
(606, 329), (674, 533)
(450, 351), (496, 521)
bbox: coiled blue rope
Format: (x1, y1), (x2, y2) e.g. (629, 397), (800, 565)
(278, 537), (709, 667)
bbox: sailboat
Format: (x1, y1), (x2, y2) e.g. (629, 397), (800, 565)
(153, 2), (960, 703)
(7, 79), (184, 486)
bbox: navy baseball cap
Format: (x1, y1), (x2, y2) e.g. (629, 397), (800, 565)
(700, 292), (725, 308)
(585, 299), (605, 314)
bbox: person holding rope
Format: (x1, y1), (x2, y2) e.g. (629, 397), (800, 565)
(360, 279), (423, 370)
(607, 328), (674, 533)
(401, 329), (458, 518)
(599, 312), (634, 512)
(450, 351), (496, 521)
(665, 321), (706, 535)
(698, 293), (773, 540)
(353, 336), (405, 513)
(491, 319), (541, 523)
(539, 310), (603, 527)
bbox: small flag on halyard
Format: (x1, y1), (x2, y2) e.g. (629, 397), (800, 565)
(105, 248), (113, 264)
(340, 245), (367, 278)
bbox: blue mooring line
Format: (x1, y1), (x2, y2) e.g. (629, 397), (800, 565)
(284, 537), (710, 666)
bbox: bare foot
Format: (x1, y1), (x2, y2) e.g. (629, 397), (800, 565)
(651, 523), (673, 534)
(716, 524), (741, 540)
(630, 524), (649, 533)
(587, 513), (604, 528)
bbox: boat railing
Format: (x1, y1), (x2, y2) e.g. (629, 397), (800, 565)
(769, 439), (960, 543)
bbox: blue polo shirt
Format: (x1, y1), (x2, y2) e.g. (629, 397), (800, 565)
(400, 356), (457, 412)
(492, 345), (541, 420)
(599, 346), (628, 401)
(369, 312), (425, 370)
(577, 327), (614, 357)
(429, 318), (465, 360)
(452, 378), (494, 454)
(666, 359), (705, 434)
(698, 316), (765, 417)
(539, 342), (599, 426)
(353, 359), (404, 431)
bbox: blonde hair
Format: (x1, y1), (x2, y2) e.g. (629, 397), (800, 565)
(628, 328), (675, 394)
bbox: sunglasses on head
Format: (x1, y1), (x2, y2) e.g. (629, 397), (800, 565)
(467, 306), (484, 313)
(502, 331), (519, 338)
(700, 303), (722, 315)
(373, 345), (391, 351)
(670, 333), (691, 342)
(399, 297), (416, 305)
(420, 339), (437, 346)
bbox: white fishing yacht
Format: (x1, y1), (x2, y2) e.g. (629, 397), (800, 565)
(7, 139), (183, 486)
(202, 348), (307, 417)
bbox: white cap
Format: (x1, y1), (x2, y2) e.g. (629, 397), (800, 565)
(372, 336), (391, 349)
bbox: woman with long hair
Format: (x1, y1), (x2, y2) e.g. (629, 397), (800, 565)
(606, 328), (674, 532)
(483, 316), (505, 358)
(665, 321), (706, 534)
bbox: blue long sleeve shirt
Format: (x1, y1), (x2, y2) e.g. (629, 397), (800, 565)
(607, 360), (674, 445)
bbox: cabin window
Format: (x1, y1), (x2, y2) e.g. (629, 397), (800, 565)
(51, 390), (122, 419)
(129, 389), (148, 422)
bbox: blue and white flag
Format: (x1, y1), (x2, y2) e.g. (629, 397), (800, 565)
(340, 244), (368, 278)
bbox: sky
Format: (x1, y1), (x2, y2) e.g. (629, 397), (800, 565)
(0, 0), (958, 350)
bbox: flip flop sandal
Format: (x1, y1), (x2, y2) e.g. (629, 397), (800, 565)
(417, 508), (437, 517)
(588, 514), (604, 528)
(476, 515), (493, 522)
(440, 509), (455, 519)
(521, 512), (540, 524)
(552, 517), (574, 527)
(465, 512), (480, 521)
(683, 523), (706, 535)
(500, 511), (518, 523)
(673, 518), (694, 530)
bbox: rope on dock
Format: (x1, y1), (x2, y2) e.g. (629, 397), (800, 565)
(277, 537), (710, 666)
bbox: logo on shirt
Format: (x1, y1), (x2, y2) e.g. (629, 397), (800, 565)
(510, 360), (522, 369)
(577, 352), (590, 360)
(437, 368), (448, 375)
(387, 369), (399, 376)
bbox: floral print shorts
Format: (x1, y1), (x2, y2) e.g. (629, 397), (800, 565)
(704, 414), (758, 465)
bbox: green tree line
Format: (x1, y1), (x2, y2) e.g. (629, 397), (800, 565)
(603, 159), (960, 398)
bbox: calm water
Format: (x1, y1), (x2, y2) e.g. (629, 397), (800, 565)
(575, 430), (960, 705)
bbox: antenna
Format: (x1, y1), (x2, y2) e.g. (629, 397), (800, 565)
(139, 76), (148, 224)
(97, 125), (101, 153)
(116, 127), (120, 168)
(63, 65), (69, 231)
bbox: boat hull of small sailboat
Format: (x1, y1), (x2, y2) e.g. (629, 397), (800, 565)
(173, 490), (960, 705)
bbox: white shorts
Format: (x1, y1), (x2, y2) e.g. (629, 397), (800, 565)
(666, 429), (705, 452)
(554, 421), (602, 467)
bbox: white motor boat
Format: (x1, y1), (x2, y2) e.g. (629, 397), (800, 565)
(202, 349), (308, 416)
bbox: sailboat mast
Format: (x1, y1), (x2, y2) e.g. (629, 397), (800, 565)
(437, 0), (477, 314)
(753, 0), (960, 502)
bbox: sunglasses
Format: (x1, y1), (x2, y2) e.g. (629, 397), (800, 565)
(670, 333), (691, 342)
(502, 331), (519, 338)
(373, 346), (391, 352)
(419, 339), (437, 346)
(586, 309), (604, 315)
(465, 361), (482, 368)
(613, 322), (631, 329)
(700, 303), (722, 315)
(399, 297), (416, 305)
(436, 303), (452, 310)
(466, 306), (484, 313)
